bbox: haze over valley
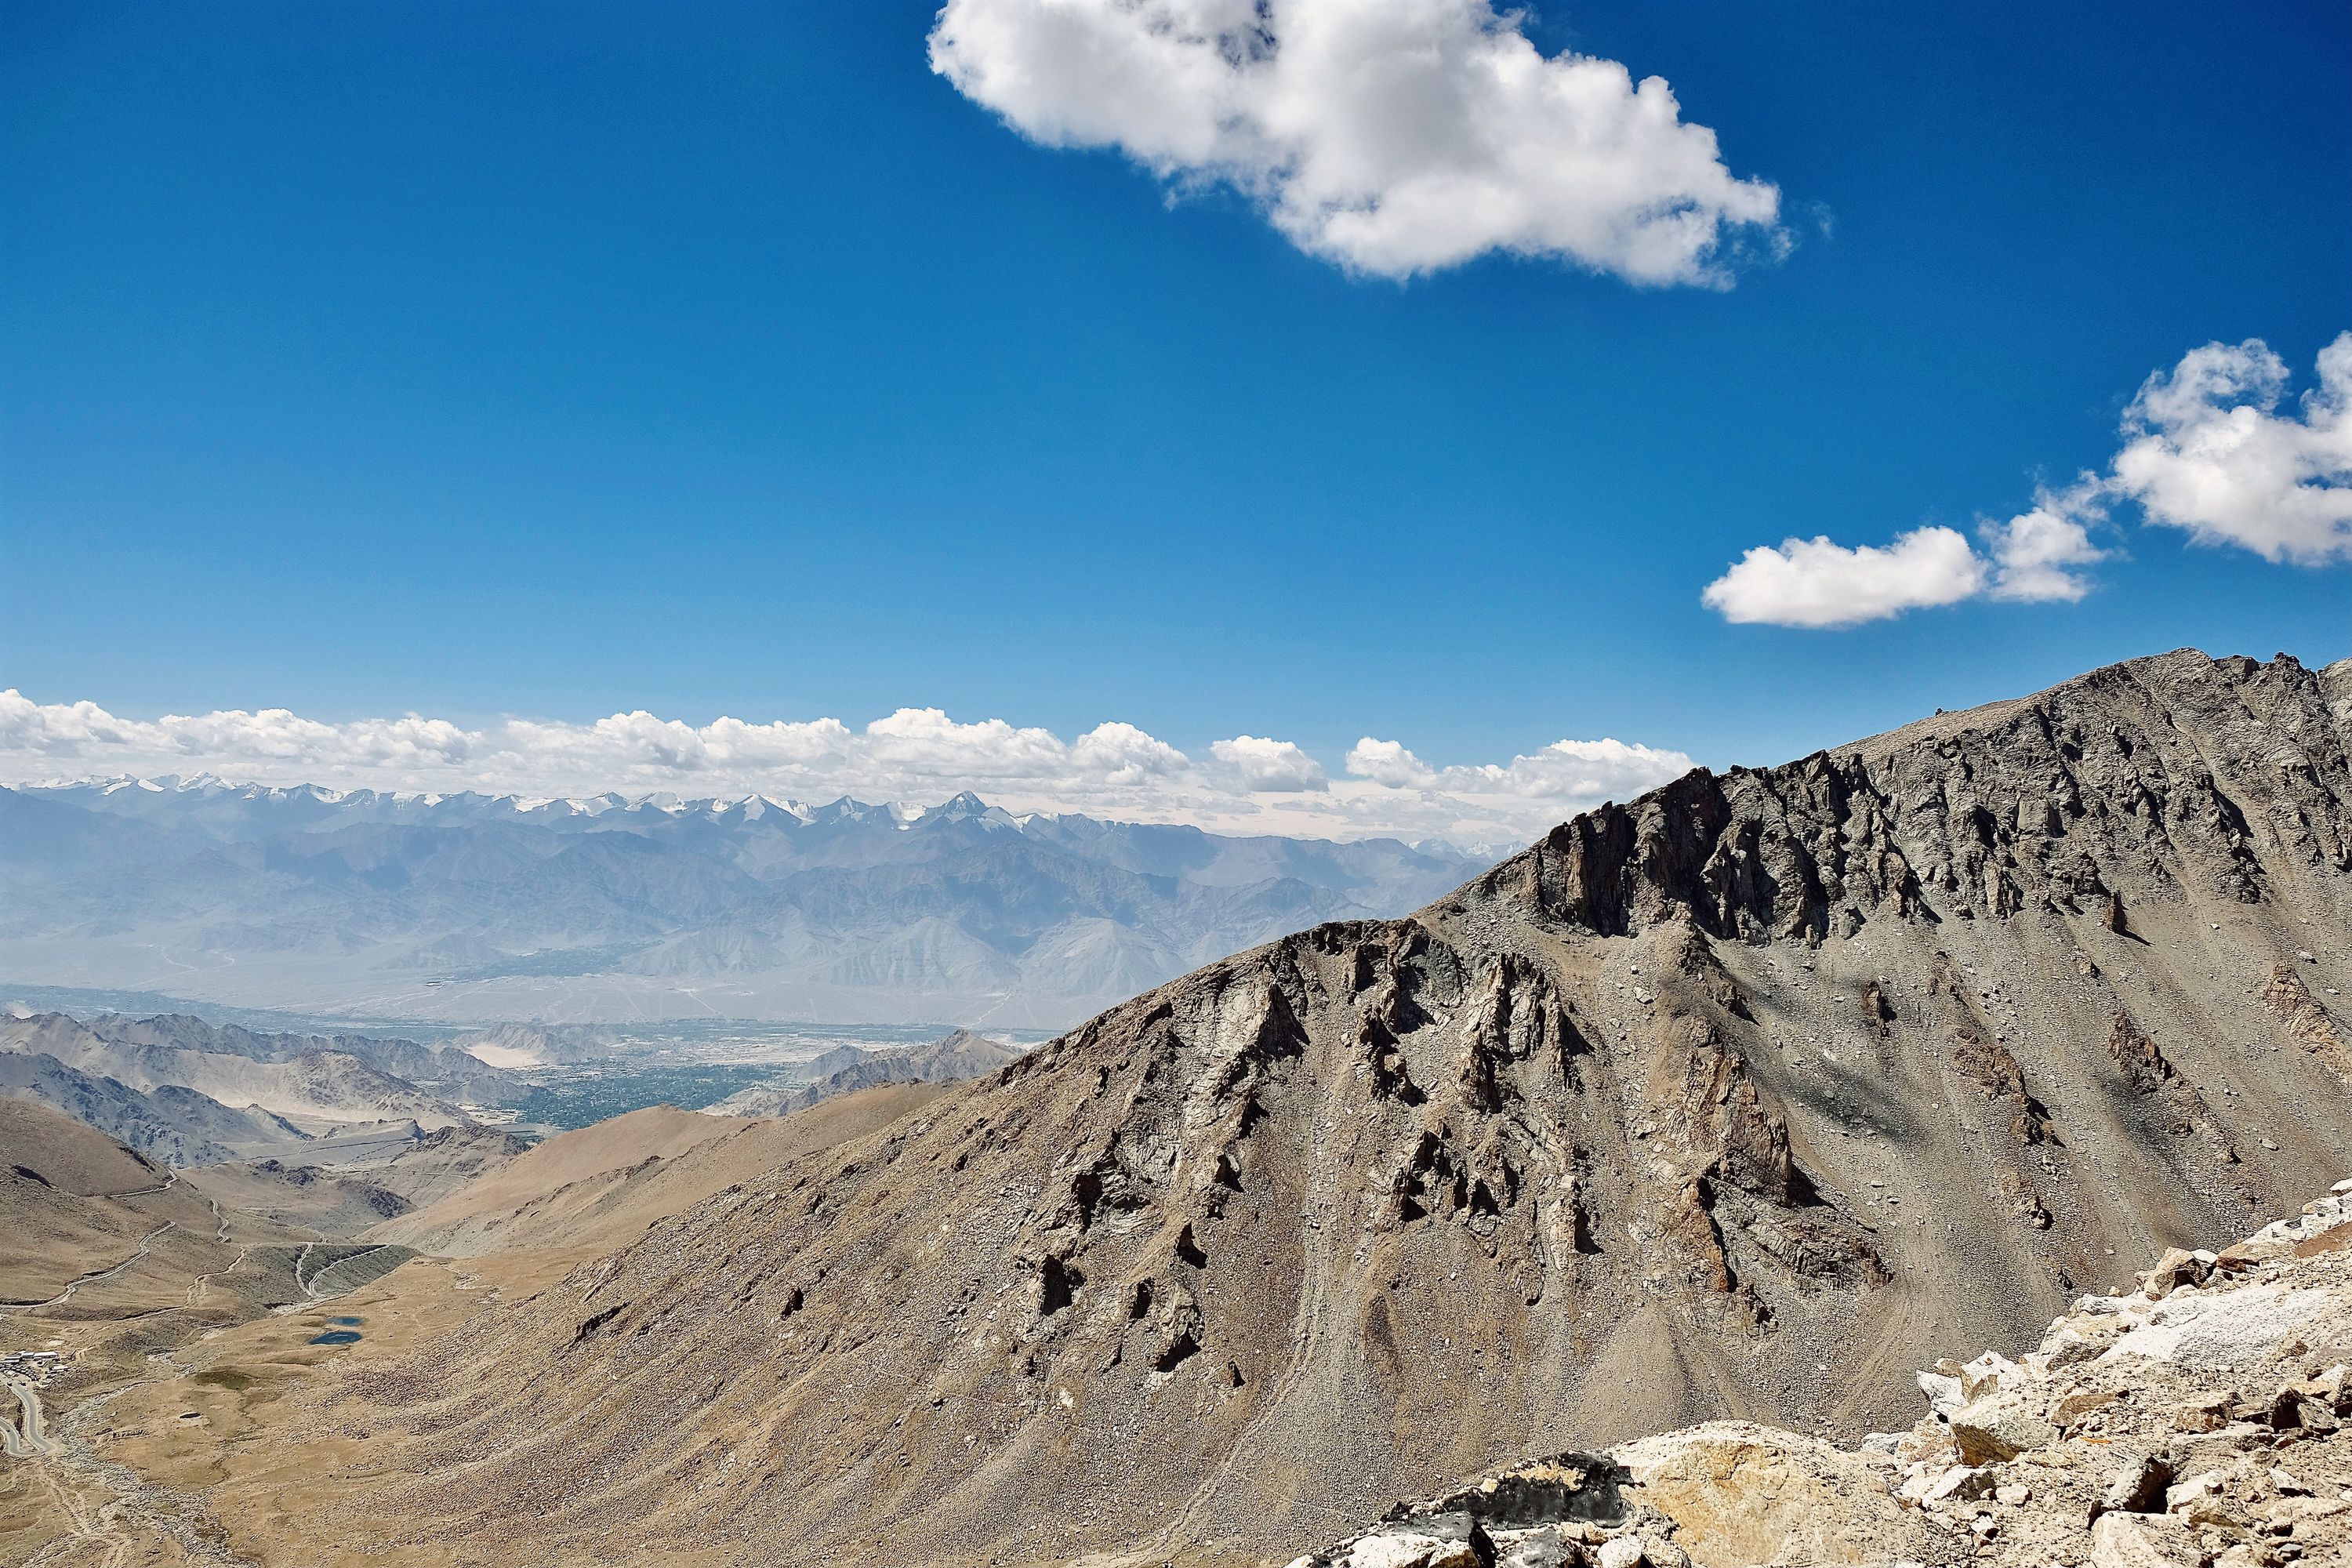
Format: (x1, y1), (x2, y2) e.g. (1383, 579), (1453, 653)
(0, 781), (1486, 1028)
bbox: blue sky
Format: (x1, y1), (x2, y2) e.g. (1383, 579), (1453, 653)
(2, 1), (2346, 839)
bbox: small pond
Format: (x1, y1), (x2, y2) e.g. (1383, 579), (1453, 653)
(308, 1316), (365, 1346)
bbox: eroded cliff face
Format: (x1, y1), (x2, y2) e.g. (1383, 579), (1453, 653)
(1498, 649), (2347, 945)
(311, 651), (2352, 1568)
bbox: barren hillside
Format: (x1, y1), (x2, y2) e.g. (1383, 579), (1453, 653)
(367, 1087), (956, 1257)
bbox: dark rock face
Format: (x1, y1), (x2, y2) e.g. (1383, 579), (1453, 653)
(321, 651), (2352, 1568)
(1497, 652), (2347, 945)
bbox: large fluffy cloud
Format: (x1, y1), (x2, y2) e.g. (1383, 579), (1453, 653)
(1208, 735), (1329, 791)
(1701, 332), (2347, 628)
(928, 0), (1784, 283)
(0, 691), (1694, 850)
(2109, 334), (2352, 565)
(1699, 526), (1988, 629)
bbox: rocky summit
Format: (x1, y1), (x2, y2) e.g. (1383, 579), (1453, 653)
(226, 650), (2352, 1566)
(1296, 1178), (2352, 1568)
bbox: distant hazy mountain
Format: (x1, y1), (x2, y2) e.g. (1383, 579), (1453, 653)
(0, 1011), (524, 1105)
(0, 1047), (295, 1165)
(706, 1028), (1025, 1116)
(0, 1011), (513, 1165)
(0, 781), (1492, 1026)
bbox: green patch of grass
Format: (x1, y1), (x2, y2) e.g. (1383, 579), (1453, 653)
(192, 1368), (253, 1391)
(517, 1063), (777, 1128)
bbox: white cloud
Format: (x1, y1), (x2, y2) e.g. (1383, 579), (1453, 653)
(1700, 526), (1987, 628)
(1348, 733), (1688, 804)
(928, 0), (1784, 283)
(1702, 331), (2350, 628)
(1345, 737), (1436, 789)
(1980, 492), (2107, 603)
(1069, 720), (1189, 783)
(1696, 514), (2099, 629)
(0, 691), (1698, 850)
(1209, 734), (1329, 791)
(1426, 736), (1696, 800)
(2109, 333), (2352, 565)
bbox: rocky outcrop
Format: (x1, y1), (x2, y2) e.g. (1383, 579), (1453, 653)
(1297, 1181), (2352, 1568)
(279, 651), (2352, 1568)
(1490, 652), (2349, 944)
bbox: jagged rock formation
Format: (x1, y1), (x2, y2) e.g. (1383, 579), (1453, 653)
(1299, 1181), (2352, 1568)
(279, 650), (2352, 1566)
(704, 1028), (1027, 1116)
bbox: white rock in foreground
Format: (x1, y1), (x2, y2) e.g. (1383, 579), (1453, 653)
(1290, 1185), (2352, 1568)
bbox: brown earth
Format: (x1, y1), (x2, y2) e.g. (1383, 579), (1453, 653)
(0, 1086), (959, 1565)
(1, 1098), (307, 1308)
(0, 1099), (357, 1566)
(365, 1086), (950, 1256)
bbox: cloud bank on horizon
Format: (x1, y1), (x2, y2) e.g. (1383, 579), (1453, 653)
(1704, 332), (2352, 628)
(928, 0), (1783, 283)
(0, 691), (1694, 850)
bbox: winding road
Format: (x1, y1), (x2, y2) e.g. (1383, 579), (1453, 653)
(271, 1241), (395, 1311)
(5, 1221), (178, 1318)
(0, 1374), (59, 1457)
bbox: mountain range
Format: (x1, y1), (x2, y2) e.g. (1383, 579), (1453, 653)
(0, 1010), (521, 1164)
(0, 783), (1489, 1027)
(256, 648), (2351, 1566)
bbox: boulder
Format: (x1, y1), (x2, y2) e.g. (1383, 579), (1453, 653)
(1920, 1465), (1999, 1506)
(1915, 1370), (1964, 1417)
(1338, 1519), (1491, 1568)
(1958, 1351), (2022, 1400)
(2094, 1454), (2173, 1519)
(2096, 1284), (2333, 1369)
(2139, 1247), (2215, 1300)
(2169, 1391), (2230, 1432)
(1610, 1421), (1927, 1568)
(1947, 1390), (2056, 1463)
(1593, 1537), (1645, 1568)
(2087, 1512), (2198, 1567)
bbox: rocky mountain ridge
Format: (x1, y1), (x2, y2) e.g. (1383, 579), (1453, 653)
(230, 650), (2352, 1567)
